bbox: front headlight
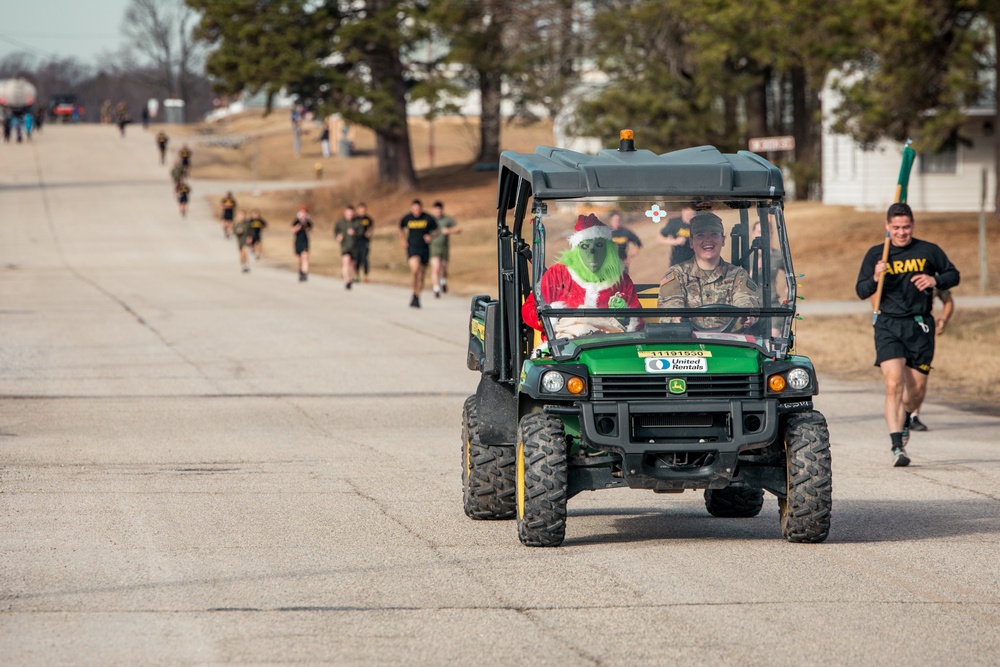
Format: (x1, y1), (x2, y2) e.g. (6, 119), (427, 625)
(541, 370), (565, 393)
(787, 368), (810, 390)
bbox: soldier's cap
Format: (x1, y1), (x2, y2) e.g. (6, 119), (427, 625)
(690, 212), (724, 235)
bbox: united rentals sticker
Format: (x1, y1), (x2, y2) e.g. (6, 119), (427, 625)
(645, 357), (707, 373)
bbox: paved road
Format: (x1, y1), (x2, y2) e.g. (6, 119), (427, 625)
(2, 125), (999, 666)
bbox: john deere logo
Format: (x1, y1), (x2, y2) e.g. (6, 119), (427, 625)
(668, 378), (687, 394)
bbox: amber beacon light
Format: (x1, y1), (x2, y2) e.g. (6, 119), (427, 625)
(619, 129), (635, 152)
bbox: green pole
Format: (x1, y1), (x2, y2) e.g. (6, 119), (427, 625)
(873, 142), (916, 324)
(980, 167), (988, 294)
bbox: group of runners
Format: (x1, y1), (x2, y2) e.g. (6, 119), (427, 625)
(159, 133), (194, 218)
(398, 199), (461, 307)
(207, 195), (462, 293)
(220, 192), (268, 274)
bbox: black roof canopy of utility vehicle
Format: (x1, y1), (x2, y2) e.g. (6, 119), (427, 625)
(497, 144), (784, 202)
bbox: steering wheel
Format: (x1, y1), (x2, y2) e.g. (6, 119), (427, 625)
(690, 304), (741, 333)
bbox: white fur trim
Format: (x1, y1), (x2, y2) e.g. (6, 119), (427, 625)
(565, 267), (618, 307)
(568, 224), (612, 247)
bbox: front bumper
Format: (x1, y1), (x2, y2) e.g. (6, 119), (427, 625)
(552, 399), (780, 491)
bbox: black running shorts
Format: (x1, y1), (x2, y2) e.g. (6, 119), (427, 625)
(873, 314), (935, 374)
(408, 246), (430, 266)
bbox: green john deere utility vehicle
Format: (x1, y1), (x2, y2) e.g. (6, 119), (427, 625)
(464, 130), (832, 547)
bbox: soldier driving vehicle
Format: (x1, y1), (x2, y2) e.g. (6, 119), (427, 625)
(464, 130), (832, 547)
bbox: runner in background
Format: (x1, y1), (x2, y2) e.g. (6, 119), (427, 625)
(220, 192), (237, 239)
(248, 209), (268, 260)
(292, 205), (313, 282)
(909, 288), (955, 432)
(355, 202), (374, 283)
(430, 201), (461, 298)
(175, 180), (191, 217)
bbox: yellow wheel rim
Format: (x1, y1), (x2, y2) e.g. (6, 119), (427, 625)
(465, 437), (472, 484)
(516, 441), (525, 519)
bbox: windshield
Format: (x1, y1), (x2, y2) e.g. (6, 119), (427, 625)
(524, 197), (795, 360)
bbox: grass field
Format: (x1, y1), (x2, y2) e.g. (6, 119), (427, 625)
(179, 111), (1000, 414)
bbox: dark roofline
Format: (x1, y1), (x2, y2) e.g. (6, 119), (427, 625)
(497, 144), (784, 200)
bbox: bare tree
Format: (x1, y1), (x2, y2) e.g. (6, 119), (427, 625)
(121, 0), (204, 105)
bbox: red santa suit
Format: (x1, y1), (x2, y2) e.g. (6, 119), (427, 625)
(522, 214), (643, 337)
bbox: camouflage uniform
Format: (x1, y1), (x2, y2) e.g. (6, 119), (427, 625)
(657, 259), (759, 330)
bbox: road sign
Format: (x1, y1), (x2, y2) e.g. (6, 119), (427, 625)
(749, 136), (795, 152)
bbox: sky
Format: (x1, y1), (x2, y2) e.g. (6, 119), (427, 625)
(0, 0), (132, 66)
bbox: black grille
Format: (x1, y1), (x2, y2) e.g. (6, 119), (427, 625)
(591, 374), (762, 400)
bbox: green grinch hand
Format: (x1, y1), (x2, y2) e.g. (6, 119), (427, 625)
(608, 292), (627, 309)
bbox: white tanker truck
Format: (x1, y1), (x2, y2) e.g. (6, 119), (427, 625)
(0, 77), (38, 117)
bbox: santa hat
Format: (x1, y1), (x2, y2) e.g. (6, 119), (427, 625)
(568, 214), (612, 247)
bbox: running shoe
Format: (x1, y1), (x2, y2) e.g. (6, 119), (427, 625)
(892, 447), (911, 467)
(345, 282), (351, 290)
(410, 295), (420, 308)
(433, 288), (440, 298)
(909, 415), (928, 431)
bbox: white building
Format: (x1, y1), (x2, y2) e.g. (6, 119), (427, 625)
(822, 76), (996, 213)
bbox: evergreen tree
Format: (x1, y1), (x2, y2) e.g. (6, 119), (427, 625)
(831, 0), (994, 210)
(189, 0), (421, 188)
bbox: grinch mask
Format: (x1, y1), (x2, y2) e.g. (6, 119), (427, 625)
(558, 238), (624, 284)
(578, 239), (608, 273)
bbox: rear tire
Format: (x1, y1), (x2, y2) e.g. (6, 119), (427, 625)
(779, 411), (833, 543)
(516, 413), (568, 547)
(704, 486), (765, 518)
(462, 396), (516, 520)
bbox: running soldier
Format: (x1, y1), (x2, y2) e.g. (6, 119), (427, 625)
(179, 144), (193, 176)
(430, 200), (461, 297)
(608, 210), (642, 268)
(248, 209), (268, 260)
(855, 202), (960, 467)
(233, 210), (252, 273)
(156, 131), (169, 165)
(334, 204), (363, 289)
(657, 212), (759, 330)
(170, 159), (184, 187)
(658, 205), (696, 266)
(220, 192), (237, 239)
(909, 288), (956, 432)
(291, 205), (313, 282)
(398, 199), (438, 308)
(356, 202), (374, 283)
(175, 180), (191, 217)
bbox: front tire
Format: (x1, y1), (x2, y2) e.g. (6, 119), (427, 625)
(779, 411), (832, 543)
(704, 486), (765, 518)
(516, 413), (568, 547)
(462, 396), (516, 520)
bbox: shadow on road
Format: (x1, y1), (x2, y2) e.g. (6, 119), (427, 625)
(567, 498), (1000, 546)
